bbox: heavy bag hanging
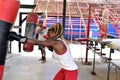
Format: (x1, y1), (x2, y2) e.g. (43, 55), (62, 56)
(23, 13), (38, 52)
(0, 0), (20, 79)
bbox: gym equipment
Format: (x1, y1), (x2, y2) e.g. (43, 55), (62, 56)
(23, 13), (38, 52)
(0, 0), (20, 79)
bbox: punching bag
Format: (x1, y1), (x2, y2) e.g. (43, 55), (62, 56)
(23, 13), (38, 52)
(0, 0), (20, 79)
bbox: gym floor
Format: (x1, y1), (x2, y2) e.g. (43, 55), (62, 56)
(2, 43), (120, 80)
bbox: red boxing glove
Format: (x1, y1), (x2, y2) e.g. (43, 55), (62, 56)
(43, 34), (48, 39)
(41, 26), (47, 29)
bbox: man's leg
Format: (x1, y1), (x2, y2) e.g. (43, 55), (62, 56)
(41, 49), (46, 63)
(38, 46), (44, 61)
(39, 48), (43, 61)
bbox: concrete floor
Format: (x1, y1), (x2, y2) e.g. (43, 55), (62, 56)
(2, 53), (120, 80)
(2, 43), (120, 80)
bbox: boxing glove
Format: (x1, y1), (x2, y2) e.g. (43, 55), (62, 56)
(43, 34), (48, 39)
(8, 31), (27, 43)
(41, 26), (47, 29)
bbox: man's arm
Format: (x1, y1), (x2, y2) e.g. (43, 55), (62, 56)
(27, 39), (55, 47)
(8, 31), (55, 47)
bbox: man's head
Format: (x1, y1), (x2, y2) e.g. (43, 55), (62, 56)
(47, 23), (63, 40)
(37, 20), (43, 27)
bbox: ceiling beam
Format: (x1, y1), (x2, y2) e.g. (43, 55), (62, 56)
(20, 4), (36, 9)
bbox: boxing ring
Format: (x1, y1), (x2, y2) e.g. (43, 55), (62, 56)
(20, 0), (120, 67)
(0, 0), (120, 80)
(7, 0), (120, 79)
